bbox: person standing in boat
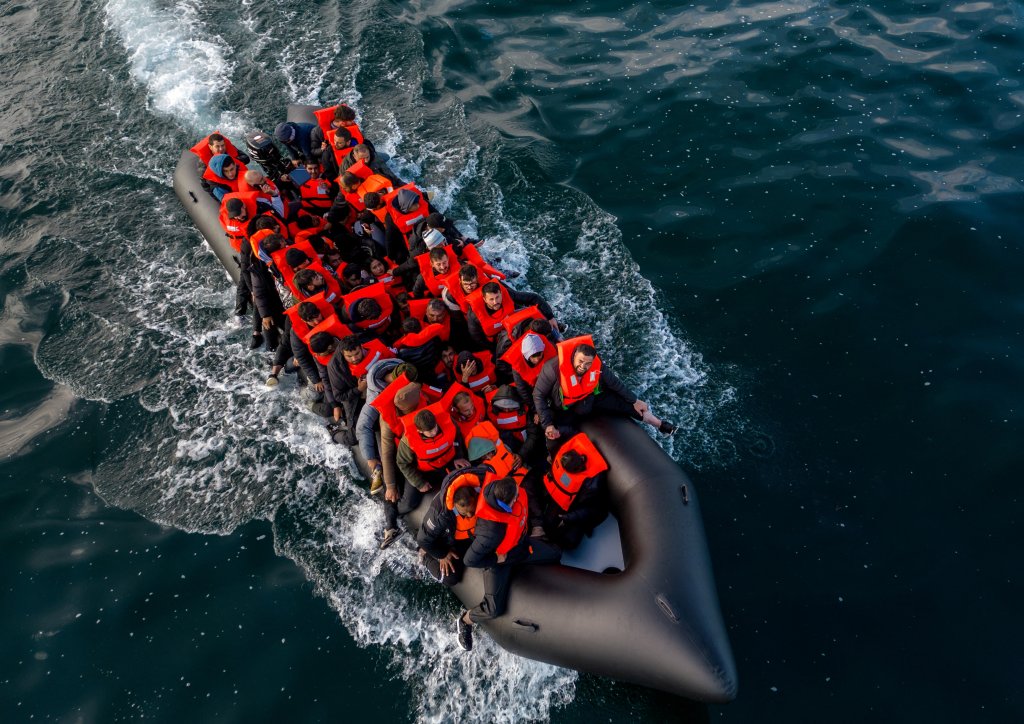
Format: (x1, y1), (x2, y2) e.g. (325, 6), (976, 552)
(274, 121), (318, 164)
(455, 477), (561, 651)
(533, 335), (676, 452)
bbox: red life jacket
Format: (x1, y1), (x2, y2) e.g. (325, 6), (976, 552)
(474, 484), (529, 556)
(556, 335), (602, 407)
(416, 247), (460, 297)
(344, 158), (374, 180)
(450, 354), (497, 393)
(347, 338), (396, 378)
(237, 174), (282, 209)
(466, 282), (516, 341)
(313, 107), (366, 143)
(543, 433), (609, 511)
(202, 161), (248, 195)
(374, 257), (407, 299)
(400, 403), (459, 471)
(325, 128), (357, 168)
(268, 238), (319, 297)
(383, 184), (429, 239)
(360, 174), (394, 200)
(343, 284), (394, 332)
(305, 315), (355, 366)
(485, 387), (528, 437)
(189, 132), (243, 166)
(465, 421), (524, 483)
(393, 323), (445, 352)
(218, 191), (260, 252)
(297, 262), (343, 304)
(500, 305), (544, 340)
(445, 472), (483, 540)
(371, 374), (444, 439)
(460, 244), (505, 281)
(447, 383), (488, 443)
(500, 332), (556, 388)
(299, 176), (334, 212)
(407, 299), (452, 342)
(284, 292), (336, 341)
(248, 228), (276, 264)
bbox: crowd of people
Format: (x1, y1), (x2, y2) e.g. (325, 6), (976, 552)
(191, 104), (676, 651)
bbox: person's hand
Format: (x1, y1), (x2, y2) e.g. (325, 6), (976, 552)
(417, 548), (427, 564)
(417, 482), (432, 493)
(548, 318), (560, 332)
(545, 425), (560, 440)
(511, 454), (523, 471)
(262, 316), (274, 330)
(439, 550), (459, 577)
(357, 376), (368, 393)
(313, 381), (325, 393)
(453, 458), (470, 470)
(385, 485), (400, 503)
(633, 399), (649, 416)
(496, 553), (507, 564)
(460, 360), (475, 382)
(530, 526), (545, 538)
(533, 413), (540, 424)
(481, 384), (496, 394)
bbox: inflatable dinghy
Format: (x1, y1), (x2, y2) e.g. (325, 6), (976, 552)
(172, 105), (738, 703)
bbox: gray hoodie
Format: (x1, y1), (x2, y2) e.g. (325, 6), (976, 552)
(355, 357), (405, 462)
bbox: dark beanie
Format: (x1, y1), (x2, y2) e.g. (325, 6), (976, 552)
(310, 336), (333, 354)
(284, 248), (310, 268)
(426, 212), (445, 228)
(274, 122), (295, 143)
(225, 198), (244, 216)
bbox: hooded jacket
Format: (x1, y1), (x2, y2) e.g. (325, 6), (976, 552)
(354, 357), (405, 463)
(463, 482), (529, 569)
(416, 466), (487, 560)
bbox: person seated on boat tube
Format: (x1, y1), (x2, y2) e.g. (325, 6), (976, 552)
(355, 359), (417, 497)
(340, 143), (401, 186)
(310, 104), (364, 164)
(533, 433), (610, 550)
(533, 336), (676, 452)
(378, 381), (434, 549)
(465, 280), (560, 352)
(246, 228), (288, 356)
(287, 302), (342, 396)
(203, 154), (248, 203)
(397, 407), (470, 507)
(407, 212), (476, 257)
(456, 477), (561, 651)
(193, 132), (250, 194)
(417, 468), (485, 587)
(304, 334), (364, 443)
(274, 121), (318, 164)
(240, 169), (288, 219)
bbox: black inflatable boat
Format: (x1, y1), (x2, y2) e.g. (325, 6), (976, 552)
(172, 104), (738, 703)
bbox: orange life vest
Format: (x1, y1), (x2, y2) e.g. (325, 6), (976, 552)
(499, 305), (544, 339)
(299, 176), (334, 212)
(325, 128), (357, 168)
(295, 262), (343, 305)
(556, 335), (602, 407)
(383, 184), (430, 239)
(190, 132), (243, 166)
(445, 472), (483, 540)
(313, 106), (364, 143)
(500, 332), (556, 387)
(342, 284), (394, 332)
(305, 315), (356, 366)
(268, 238), (319, 298)
(359, 174), (394, 200)
(400, 399), (459, 471)
(451, 354), (497, 393)
(466, 282), (516, 341)
(485, 387), (528, 437)
(202, 161), (248, 194)
(371, 375), (445, 439)
(393, 323), (445, 352)
(460, 244), (505, 281)
(345, 158), (374, 181)
(374, 257), (407, 299)
(465, 421), (523, 483)
(416, 247), (460, 297)
(474, 484), (529, 556)
(347, 339), (396, 378)
(407, 299), (452, 342)
(442, 272), (474, 313)
(284, 292), (335, 341)
(447, 383), (488, 443)
(217, 191), (260, 252)
(543, 433), (609, 511)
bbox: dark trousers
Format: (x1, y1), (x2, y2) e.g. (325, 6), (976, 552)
(384, 468), (445, 529)
(467, 538), (561, 623)
(422, 541), (470, 587)
(545, 393), (641, 454)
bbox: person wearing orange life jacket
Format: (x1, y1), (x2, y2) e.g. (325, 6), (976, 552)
(340, 143), (402, 186)
(367, 257), (406, 299)
(392, 318), (445, 384)
(396, 407), (470, 506)
(485, 384), (542, 464)
(455, 476), (561, 651)
(239, 168), (290, 219)
(354, 359), (418, 497)
(410, 245), (459, 298)
(536, 433), (611, 550)
(292, 265), (343, 305)
(502, 329), (557, 410)
(452, 350), (498, 395)
(202, 153), (249, 203)
(449, 388), (488, 444)
(533, 336), (677, 453)
(192, 132), (250, 199)
(466, 280), (561, 351)
(276, 297), (336, 391)
(320, 127), (357, 181)
(322, 334), (395, 430)
(297, 158), (337, 215)
(417, 467), (485, 587)
(311, 104), (368, 163)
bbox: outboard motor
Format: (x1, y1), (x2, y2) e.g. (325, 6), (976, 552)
(244, 129), (293, 182)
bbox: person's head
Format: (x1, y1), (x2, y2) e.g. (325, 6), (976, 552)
(296, 214), (321, 230)
(303, 159), (321, 178)
(351, 144), (371, 162)
(521, 333), (546, 366)
(491, 477), (519, 505)
(284, 247), (311, 271)
(388, 363), (418, 384)
(572, 343), (597, 376)
(362, 192), (383, 210)
(333, 104), (356, 126)
(259, 233), (287, 255)
(221, 157), (238, 180)
(342, 264), (364, 288)
(297, 301), (324, 325)
(467, 435), (496, 462)
(207, 133), (227, 155)
(491, 386), (522, 414)
(309, 332), (337, 357)
(394, 382), (422, 414)
(254, 217), (278, 232)
(324, 248), (343, 269)
(559, 448), (588, 474)
(339, 335), (365, 365)
(395, 292), (411, 316)
(332, 127), (353, 149)
(528, 318), (553, 338)
(225, 198), (246, 220)
(401, 317), (422, 334)
(456, 351), (481, 376)
(453, 391), (476, 419)
(293, 268), (325, 292)
(425, 212), (446, 231)
(274, 122), (295, 144)
(422, 228), (447, 250)
(452, 485), (478, 517)
(368, 258), (387, 276)
(425, 299), (449, 324)
(481, 282), (503, 311)
(429, 247), (450, 274)
(414, 409), (439, 437)
(459, 265), (479, 294)
(340, 172), (361, 192)
(440, 345), (456, 369)
(354, 298), (381, 322)
(244, 169), (267, 187)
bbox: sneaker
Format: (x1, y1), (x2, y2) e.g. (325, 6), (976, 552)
(379, 528), (402, 550)
(266, 373), (279, 387)
(369, 467), (385, 496)
(658, 420), (677, 436)
(249, 333), (264, 350)
(456, 611), (473, 651)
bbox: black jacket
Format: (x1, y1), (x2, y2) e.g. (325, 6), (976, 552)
(466, 287), (555, 350)
(463, 483), (528, 569)
(532, 357), (637, 429)
(416, 467), (486, 559)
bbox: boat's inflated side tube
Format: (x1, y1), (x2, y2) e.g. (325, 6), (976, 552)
(173, 104), (737, 703)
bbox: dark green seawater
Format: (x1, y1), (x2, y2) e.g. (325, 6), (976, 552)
(2, 0), (1022, 721)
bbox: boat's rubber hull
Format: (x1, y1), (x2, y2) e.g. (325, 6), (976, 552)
(172, 106), (738, 702)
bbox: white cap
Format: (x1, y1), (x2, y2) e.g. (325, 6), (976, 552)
(521, 333), (545, 360)
(423, 228), (447, 249)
